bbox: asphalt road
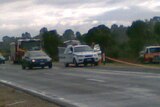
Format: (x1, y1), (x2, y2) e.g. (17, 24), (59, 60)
(0, 63), (160, 107)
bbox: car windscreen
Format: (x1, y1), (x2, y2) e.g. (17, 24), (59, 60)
(74, 46), (93, 52)
(30, 52), (47, 57)
(20, 41), (41, 50)
(149, 47), (160, 53)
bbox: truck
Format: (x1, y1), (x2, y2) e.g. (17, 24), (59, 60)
(58, 43), (101, 67)
(139, 46), (160, 63)
(10, 39), (41, 63)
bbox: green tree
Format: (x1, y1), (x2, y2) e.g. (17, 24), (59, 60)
(111, 24), (128, 44)
(63, 29), (75, 41)
(127, 20), (154, 57)
(154, 22), (160, 43)
(75, 31), (85, 44)
(42, 30), (62, 61)
(85, 25), (115, 57)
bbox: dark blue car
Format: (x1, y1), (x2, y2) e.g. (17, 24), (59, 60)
(21, 50), (52, 69)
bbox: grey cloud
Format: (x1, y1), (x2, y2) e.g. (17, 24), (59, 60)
(0, 0), (20, 4)
(34, 0), (100, 5)
(155, 6), (160, 10)
(0, 0), (159, 40)
(33, 0), (102, 8)
(106, 0), (127, 4)
(89, 6), (160, 25)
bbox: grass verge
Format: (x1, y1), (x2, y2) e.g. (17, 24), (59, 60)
(0, 84), (60, 107)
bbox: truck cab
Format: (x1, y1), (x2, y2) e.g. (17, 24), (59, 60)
(10, 39), (41, 63)
(140, 46), (160, 63)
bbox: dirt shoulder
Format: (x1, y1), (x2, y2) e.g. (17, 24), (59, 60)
(0, 84), (60, 107)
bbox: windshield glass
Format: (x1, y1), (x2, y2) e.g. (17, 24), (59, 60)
(30, 51), (47, 57)
(20, 41), (41, 50)
(74, 46), (93, 52)
(149, 47), (160, 53)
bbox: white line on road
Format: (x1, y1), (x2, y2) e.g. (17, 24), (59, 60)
(87, 78), (105, 83)
(6, 101), (26, 106)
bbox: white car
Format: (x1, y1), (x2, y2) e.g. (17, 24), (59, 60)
(62, 45), (99, 67)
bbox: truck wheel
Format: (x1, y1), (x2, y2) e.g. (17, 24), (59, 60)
(65, 63), (69, 67)
(73, 59), (78, 67)
(22, 65), (26, 69)
(41, 66), (44, 69)
(94, 62), (98, 66)
(48, 63), (52, 69)
(84, 63), (87, 66)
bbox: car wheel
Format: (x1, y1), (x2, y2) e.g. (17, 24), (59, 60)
(73, 59), (78, 67)
(84, 63), (87, 67)
(29, 65), (33, 69)
(94, 62), (98, 66)
(48, 64), (52, 69)
(41, 66), (44, 69)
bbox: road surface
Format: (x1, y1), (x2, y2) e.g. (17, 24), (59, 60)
(0, 63), (160, 107)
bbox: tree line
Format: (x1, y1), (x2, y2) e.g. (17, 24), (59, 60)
(42, 17), (160, 62)
(1, 16), (160, 62)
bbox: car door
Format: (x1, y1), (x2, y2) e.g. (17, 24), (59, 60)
(22, 52), (30, 66)
(64, 47), (73, 63)
(67, 47), (73, 63)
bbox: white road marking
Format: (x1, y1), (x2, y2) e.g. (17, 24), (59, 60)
(87, 78), (105, 83)
(6, 101), (26, 106)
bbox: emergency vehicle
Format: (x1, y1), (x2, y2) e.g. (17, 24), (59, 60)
(58, 40), (101, 67)
(10, 39), (41, 63)
(140, 46), (160, 63)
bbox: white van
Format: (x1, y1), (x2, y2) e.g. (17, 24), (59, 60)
(59, 45), (99, 67)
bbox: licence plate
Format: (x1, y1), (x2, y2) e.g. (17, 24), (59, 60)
(40, 62), (45, 65)
(87, 58), (92, 61)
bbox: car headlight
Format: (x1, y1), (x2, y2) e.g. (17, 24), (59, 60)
(32, 59), (36, 62)
(94, 54), (98, 57)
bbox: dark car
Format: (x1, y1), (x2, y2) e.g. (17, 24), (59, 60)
(21, 50), (52, 69)
(0, 55), (5, 64)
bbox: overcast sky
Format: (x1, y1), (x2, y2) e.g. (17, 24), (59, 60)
(0, 0), (160, 40)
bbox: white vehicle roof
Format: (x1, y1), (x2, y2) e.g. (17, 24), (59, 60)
(18, 39), (40, 42)
(146, 46), (160, 49)
(63, 40), (80, 46)
(73, 45), (89, 48)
